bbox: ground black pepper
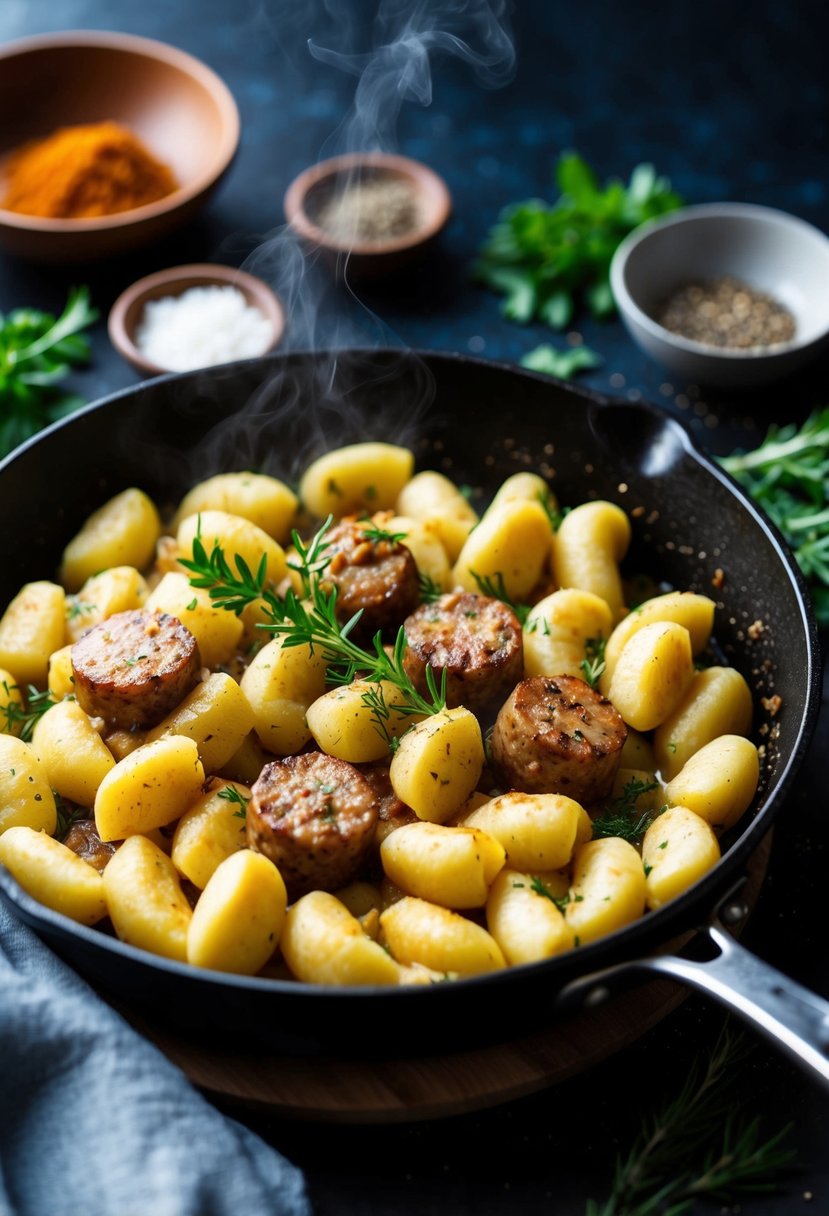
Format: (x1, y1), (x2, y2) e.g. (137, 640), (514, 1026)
(656, 276), (796, 349)
(315, 174), (421, 243)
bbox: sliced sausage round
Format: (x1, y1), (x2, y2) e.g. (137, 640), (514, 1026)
(71, 609), (201, 730)
(402, 591), (523, 714)
(490, 674), (627, 803)
(319, 518), (420, 643)
(247, 752), (379, 900)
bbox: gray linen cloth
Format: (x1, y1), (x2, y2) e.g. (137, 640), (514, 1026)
(0, 901), (311, 1216)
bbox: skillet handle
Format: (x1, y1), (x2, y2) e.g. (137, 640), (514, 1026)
(562, 893), (829, 1089)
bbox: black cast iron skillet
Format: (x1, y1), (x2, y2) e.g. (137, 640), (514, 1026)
(0, 350), (825, 1076)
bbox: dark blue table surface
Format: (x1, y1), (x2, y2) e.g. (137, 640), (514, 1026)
(2, 2), (829, 1213)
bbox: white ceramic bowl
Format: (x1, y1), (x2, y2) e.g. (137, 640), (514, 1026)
(610, 202), (829, 388)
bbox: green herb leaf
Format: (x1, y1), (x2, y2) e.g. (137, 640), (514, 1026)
(473, 153), (683, 330)
(719, 409), (829, 626)
(591, 777), (662, 844)
(0, 287), (97, 458)
(520, 343), (603, 380)
(579, 635), (607, 689)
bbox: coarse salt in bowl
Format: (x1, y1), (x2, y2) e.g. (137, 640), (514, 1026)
(108, 263), (286, 377)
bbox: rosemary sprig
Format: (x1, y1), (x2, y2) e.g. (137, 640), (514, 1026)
(586, 1022), (795, 1215)
(418, 571), (444, 603)
(580, 635), (607, 688)
(469, 569), (531, 625)
(0, 682), (56, 742)
(591, 777), (661, 844)
(182, 518), (447, 736)
(54, 796), (87, 841)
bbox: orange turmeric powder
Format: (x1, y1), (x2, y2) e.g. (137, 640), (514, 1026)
(1, 121), (177, 219)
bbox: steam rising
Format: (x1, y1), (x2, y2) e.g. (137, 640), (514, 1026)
(231, 0), (515, 465)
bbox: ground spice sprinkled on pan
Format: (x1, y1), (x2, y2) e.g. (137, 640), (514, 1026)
(315, 175), (421, 243)
(656, 276), (796, 349)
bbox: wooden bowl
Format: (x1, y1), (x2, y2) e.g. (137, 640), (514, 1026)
(284, 152), (452, 277)
(108, 263), (286, 376)
(0, 31), (240, 263)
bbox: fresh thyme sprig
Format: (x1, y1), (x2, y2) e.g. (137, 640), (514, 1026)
(54, 796), (87, 841)
(217, 785), (250, 820)
(586, 1022), (795, 1215)
(591, 777), (662, 844)
(469, 569), (531, 625)
(580, 636), (607, 688)
(719, 409), (829, 625)
(0, 682), (56, 742)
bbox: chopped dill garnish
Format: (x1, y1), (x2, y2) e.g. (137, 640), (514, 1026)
(469, 569), (531, 625)
(580, 635), (607, 688)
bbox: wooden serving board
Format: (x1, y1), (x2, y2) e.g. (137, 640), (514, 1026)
(125, 836), (771, 1124)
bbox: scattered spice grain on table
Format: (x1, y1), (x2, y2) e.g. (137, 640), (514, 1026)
(656, 275), (796, 349)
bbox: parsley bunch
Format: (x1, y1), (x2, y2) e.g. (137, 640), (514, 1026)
(0, 287), (97, 459)
(719, 409), (829, 626)
(473, 153), (683, 330)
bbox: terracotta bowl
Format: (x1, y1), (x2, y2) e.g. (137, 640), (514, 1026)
(284, 152), (452, 277)
(108, 263), (286, 376)
(0, 31), (240, 263)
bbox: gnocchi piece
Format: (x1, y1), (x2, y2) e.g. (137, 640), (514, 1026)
(642, 805), (721, 910)
(523, 588), (614, 680)
(59, 488), (162, 593)
(299, 442), (415, 519)
(144, 672), (255, 773)
(280, 890), (401, 985)
(551, 501), (631, 621)
(395, 470), (479, 562)
(32, 699), (116, 807)
(380, 821), (506, 909)
(176, 510), (288, 591)
(103, 834), (192, 961)
(451, 500), (553, 601)
(217, 731), (273, 785)
(94, 735), (205, 842)
(0, 580), (65, 685)
(332, 880), (383, 921)
(664, 735), (760, 830)
(145, 572), (244, 668)
(65, 566), (148, 644)
(0, 734), (57, 835)
(488, 471), (559, 520)
(172, 471), (298, 543)
(47, 645), (75, 701)
(187, 849), (288, 974)
(486, 868), (575, 965)
(0, 825), (107, 925)
(240, 635), (328, 755)
(389, 707), (484, 823)
(565, 837), (647, 946)
(600, 591), (717, 692)
(306, 679), (415, 764)
(171, 777), (250, 889)
(606, 621), (695, 732)
(457, 791), (585, 872)
(654, 666), (753, 780)
(380, 896), (506, 976)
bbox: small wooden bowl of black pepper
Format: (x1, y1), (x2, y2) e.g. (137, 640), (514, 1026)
(284, 152), (452, 278)
(610, 202), (829, 389)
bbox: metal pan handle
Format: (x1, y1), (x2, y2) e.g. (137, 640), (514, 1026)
(561, 885), (829, 1089)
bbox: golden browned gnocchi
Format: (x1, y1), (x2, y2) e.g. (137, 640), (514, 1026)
(0, 443), (764, 990)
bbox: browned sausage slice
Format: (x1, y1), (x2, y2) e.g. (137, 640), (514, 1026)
(490, 674), (626, 803)
(71, 609), (201, 730)
(402, 591), (523, 714)
(319, 518), (420, 643)
(247, 752), (379, 900)
(360, 760), (419, 848)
